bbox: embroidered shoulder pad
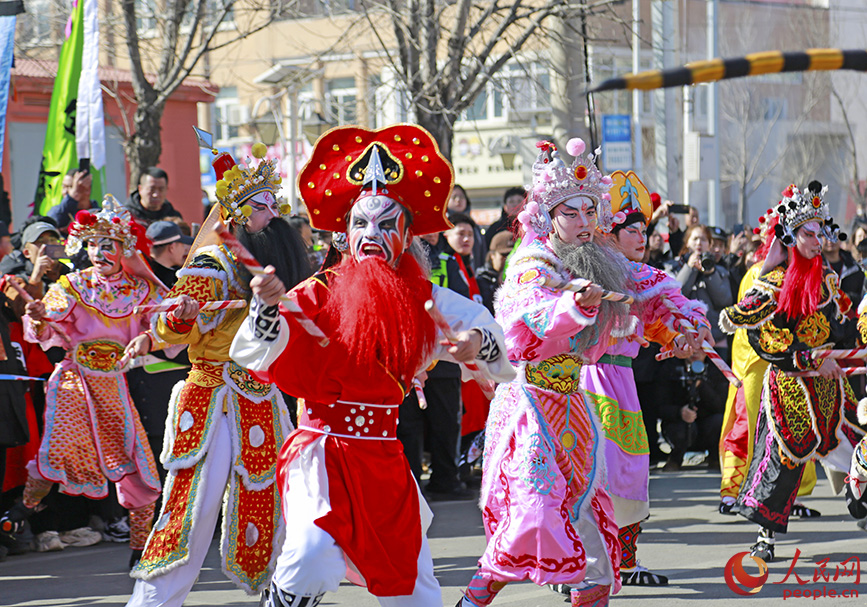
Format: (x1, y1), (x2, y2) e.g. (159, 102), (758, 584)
(719, 288), (777, 334)
(187, 253), (224, 272)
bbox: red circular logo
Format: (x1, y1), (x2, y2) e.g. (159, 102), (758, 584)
(724, 551), (769, 595)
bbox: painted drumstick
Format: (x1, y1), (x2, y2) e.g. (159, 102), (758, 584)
(811, 348), (867, 360)
(412, 377), (428, 410)
(424, 299), (497, 399)
(8, 279), (73, 349)
(661, 298), (742, 388)
(790, 366), (867, 378)
(214, 222), (329, 347)
(542, 276), (635, 305)
(134, 300), (247, 314)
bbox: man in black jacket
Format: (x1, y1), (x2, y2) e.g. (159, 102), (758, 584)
(124, 167), (183, 226)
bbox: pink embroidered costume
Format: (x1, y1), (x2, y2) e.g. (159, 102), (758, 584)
(128, 142), (306, 606)
(580, 171), (709, 587)
(231, 125), (514, 607)
(0, 198), (166, 559)
(462, 139), (641, 607)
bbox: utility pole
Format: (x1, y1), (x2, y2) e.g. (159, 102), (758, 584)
(707, 0), (721, 226)
(632, 0), (642, 173)
(651, 0), (678, 201)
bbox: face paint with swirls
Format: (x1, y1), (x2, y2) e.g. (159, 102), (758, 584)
(87, 237), (123, 276)
(348, 195), (409, 265)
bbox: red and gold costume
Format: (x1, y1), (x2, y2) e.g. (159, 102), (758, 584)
(130, 143), (294, 604)
(231, 125), (514, 607)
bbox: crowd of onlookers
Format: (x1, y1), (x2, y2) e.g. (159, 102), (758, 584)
(4, 169), (867, 558)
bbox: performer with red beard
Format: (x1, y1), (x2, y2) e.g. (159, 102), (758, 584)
(230, 125), (514, 607)
(721, 181), (866, 562)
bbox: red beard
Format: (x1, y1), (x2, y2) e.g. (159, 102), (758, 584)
(322, 254), (437, 383)
(778, 245), (824, 320)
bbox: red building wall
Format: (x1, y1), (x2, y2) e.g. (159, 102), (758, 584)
(2, 61), (215, 229)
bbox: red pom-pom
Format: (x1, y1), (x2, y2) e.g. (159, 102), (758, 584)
(112, 217), (121, 224)
(753, 227), (761, 235)
(758, 216), (765, 223)
(75, 210), (96, 226)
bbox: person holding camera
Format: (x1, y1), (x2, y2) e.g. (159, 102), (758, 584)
(659, 355), (725, 472)
(665, 225), (733, 354)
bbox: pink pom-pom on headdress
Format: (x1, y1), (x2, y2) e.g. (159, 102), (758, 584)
(601, 175), (613, 185)
(612, 211), (627, 225)
(566, 138), (585, 157)
(602, 192), (611, 202)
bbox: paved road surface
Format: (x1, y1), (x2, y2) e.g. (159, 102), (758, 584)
(2, 467), (864, 606)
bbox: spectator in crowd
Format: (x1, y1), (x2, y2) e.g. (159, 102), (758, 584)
(124, 168), (183, 226)
(665, 224), (733, 352)
(288, 214), (325, 269)
(823, 235), (864, 309)
(48, 169), (98, 230)
(0, 218), (66, 300)
(659, 355), (725, 472)
(448, 184), (486, 268)
(849, 216), (867, 254)
(476, 230), (515, 315)
(709, 226), (728, 264)
(443, 212), (493, 310)
(0, 221), (13, 262)
(484, 186), (525, 248)
(145, 221), (193, 289)
(648, 197), (685, 255)
(645, 229), (670, 269)
(397, 230), (474, 501)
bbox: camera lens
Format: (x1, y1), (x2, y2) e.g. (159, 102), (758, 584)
(700, 252), (715, 272)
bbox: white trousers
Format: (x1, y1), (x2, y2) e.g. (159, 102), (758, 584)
(272, 442), (442, 607)
(126, 415), (232, 607)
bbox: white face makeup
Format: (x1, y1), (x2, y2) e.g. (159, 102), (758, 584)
(551, 196), (597, 245)
(348, 195), (409, 265)
(87, 237), (123, 276)
(244, 191), (280, 233)
(615, 221), (647, 262)
(795, 220), (822, 260)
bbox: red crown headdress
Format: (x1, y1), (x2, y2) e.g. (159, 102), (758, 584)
(298, 124), (453, 235)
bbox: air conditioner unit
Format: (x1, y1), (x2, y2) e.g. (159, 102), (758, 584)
(227, 105), (250, 127)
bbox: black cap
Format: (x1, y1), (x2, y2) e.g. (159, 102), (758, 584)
(709, 226), (727, 241)
(146, 221), (194, 246)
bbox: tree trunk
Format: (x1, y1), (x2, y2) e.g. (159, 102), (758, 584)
(124, 98), (166, 191)
(416, 108), (454, 164)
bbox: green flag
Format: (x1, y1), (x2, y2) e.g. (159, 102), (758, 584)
(34, 0), (102, 216)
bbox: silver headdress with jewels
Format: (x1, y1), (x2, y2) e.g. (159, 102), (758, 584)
(519, 138), (614, 238)
(66, 194), (139, 257)
(770, 181), (845, 246)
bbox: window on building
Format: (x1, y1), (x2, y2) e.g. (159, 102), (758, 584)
(213, 87), (246, 143)
(18, 0), (71, 47)
(325, 77), (358, 125)
(272, 0), (359, 19)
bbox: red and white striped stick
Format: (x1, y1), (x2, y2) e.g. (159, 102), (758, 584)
(134, 300), (247, 314)
(412, 377), (428, 410)
(662, 298), (742, 388)
(214, 222), (329, 347)
(811, 348), (867, 360)
(655, 349), (676, 362)
(542, 277), (635, 305)
(424, 299), (497, 399)
(790, 366), (867, 378)
(9, 279), (72, 350)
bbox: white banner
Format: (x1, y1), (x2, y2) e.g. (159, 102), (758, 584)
(75, 0), (105, 170)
